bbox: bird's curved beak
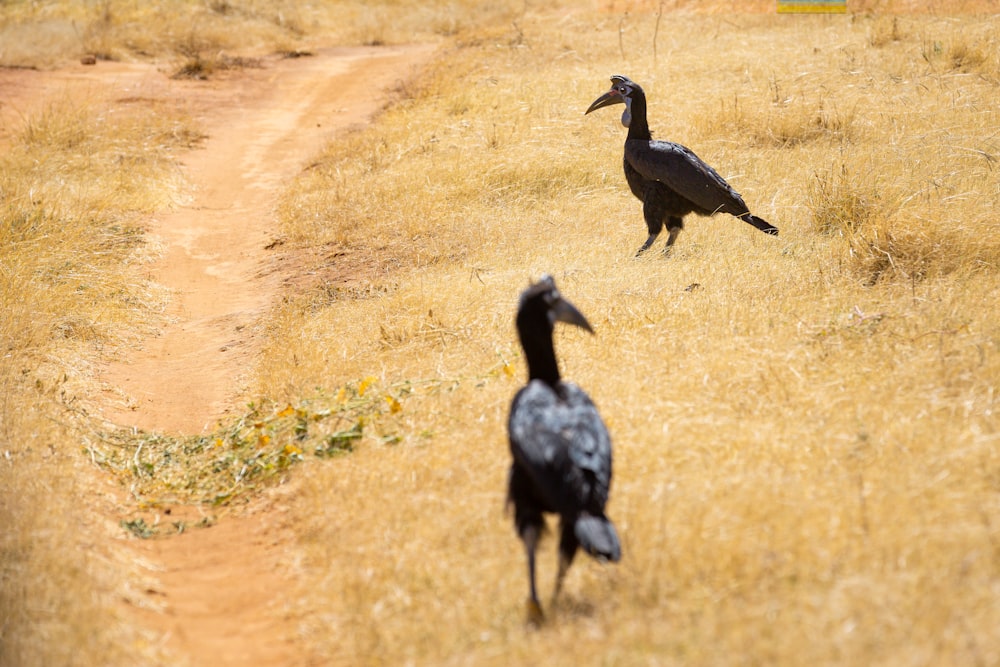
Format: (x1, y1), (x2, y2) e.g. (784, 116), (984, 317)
(585, 89), (623, 115)
(552, 298), (594, 334)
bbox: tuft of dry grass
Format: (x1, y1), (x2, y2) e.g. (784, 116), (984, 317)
(920, 30), (1000, 82)
(701, 91), (858, 148)
(808, 161), (1000, 283)
(170, 52), (263, 80)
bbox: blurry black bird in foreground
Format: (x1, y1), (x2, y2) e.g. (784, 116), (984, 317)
(507, 275), (620, 624)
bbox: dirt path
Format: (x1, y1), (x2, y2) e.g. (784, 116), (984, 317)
(100, 45), (433, 434)
(2, 44), (433, 666)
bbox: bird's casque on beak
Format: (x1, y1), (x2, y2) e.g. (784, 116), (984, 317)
(585, 77), (633, 128)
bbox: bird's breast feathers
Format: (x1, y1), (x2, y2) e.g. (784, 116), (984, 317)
(510, 380), (611, 473)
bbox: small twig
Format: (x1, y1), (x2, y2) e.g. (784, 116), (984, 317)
(653, 0), (665, 61)
(911, 328), (962, 340)
(618, 13), (627, 61)
(856, 471), (870, 538)
(132, 439), (144, 473)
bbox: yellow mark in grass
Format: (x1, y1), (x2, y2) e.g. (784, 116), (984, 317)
(358, 376), (377, 396)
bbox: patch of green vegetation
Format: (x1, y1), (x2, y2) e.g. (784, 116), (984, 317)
(316, 423), (363, 458)
(86, 376), (448, 506)
(120, 517), (155, 539)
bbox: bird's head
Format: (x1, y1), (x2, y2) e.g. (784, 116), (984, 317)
(517, 275), (593, 336)
(585, 75), (642, 128)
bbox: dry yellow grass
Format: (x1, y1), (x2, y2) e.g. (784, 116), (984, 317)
(0, 93), (201, 663)
(3, 1), (1000, 666)
(257, 5), (1000, 665)
(0, 0), (516, 70)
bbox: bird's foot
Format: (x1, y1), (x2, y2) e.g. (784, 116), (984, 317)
(526, 597), (545, 627)
(634, 245), (653, 258)
(635, 233), (658, 257)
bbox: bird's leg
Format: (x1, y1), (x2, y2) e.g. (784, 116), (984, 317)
(635, 233), (659, 257)
(552, 521), (579, 608)
(638, 197), (665, 257)
(554, 550), (577, 602)
(662, 216), (684, 254)
(554, 551), (570, 602)
(522, 523), (544, 625)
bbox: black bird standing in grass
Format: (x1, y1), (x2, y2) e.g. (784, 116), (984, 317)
(507, 275), (620, 624)
(586, 75), (778, 256)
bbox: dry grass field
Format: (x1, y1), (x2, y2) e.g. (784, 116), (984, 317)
(3, 1), (1000, 666)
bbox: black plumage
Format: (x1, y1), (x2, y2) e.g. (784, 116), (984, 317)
(586, 75), (778, 255)
(507, 275), (620, 624)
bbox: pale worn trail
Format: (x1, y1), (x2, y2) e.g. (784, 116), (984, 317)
(2, 44), (433, 666)
(101, 45), (433, 434)
(106, 45), (432, 666)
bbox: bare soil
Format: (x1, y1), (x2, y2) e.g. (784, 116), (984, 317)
(1, 44), (433, 666)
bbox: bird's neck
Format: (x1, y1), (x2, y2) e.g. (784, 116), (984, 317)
(518, 324), (562, 387)
(626, 92), (651, 141)
(528, 355), (561, 386)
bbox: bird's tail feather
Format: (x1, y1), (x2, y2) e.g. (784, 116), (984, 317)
(742, 213), (779, 236)
(575, 514), (621, 562)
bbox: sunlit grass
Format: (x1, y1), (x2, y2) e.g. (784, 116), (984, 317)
(259, 6), (1000, 665)
(2, 1), (1000, 666)
(0, 0), (518, 70)
(0, 95), (198, 665)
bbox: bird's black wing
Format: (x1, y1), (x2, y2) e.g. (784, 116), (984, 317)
(625, 138), (751, 217)
(508, 380), (612, 515)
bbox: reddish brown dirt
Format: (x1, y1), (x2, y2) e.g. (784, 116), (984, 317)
(1, 44), (433, 666)
(124, 490), (308, 667)
(98, 46), (434, 434)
